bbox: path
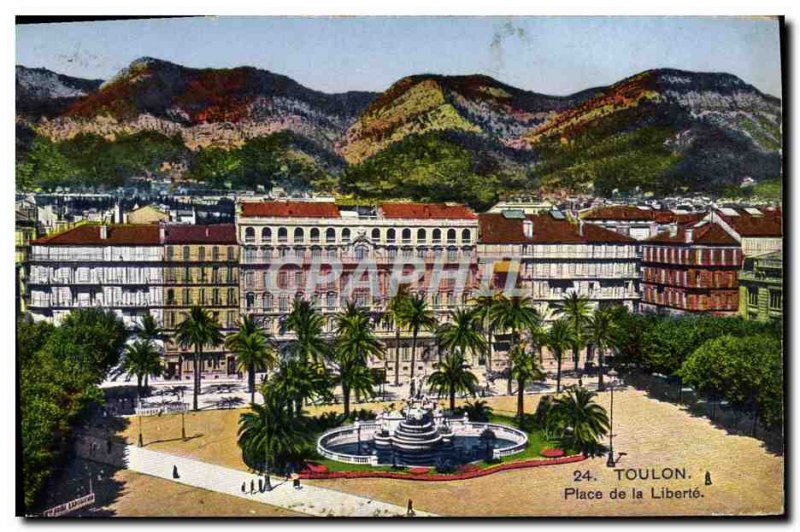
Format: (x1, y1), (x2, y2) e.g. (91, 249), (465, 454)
(124, 445), (434, 517)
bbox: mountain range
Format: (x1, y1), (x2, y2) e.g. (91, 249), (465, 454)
(16, 57), (782, 207)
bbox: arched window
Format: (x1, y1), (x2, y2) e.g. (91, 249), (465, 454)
(326, 228), (336, 243)
(447, 229), (457, 243)
(244, 227), (255, 242)
(342, 228), (351, 243)
(294, 227), (304, 243)
(387, 228), (396, 243)
(462, 229), (471, 243)
(261, 227), (272, 242)
(310, 228), (320, 243)
(371, 228), (381, 241)
(277, 227), (288, 243)
(402, 228), (411, 243)
(432, 228), (442, 243)
(417, 228), (426, 243)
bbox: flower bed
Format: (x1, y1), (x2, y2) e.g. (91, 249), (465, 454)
(541, 448), (565, 458)
(300, 454), (586, 481)
(301, 462), (329, 474)
(408, 467), (430, 474)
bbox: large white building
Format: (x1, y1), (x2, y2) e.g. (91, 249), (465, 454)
(28, 224), (164, 327)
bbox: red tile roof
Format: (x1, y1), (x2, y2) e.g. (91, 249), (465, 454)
(581, 205), (705, 224)
(32, 224), (161, 246)
(164, 224), (236, 244)
(379, 202), (477, 220)
(714, 208), (783, 238)
(240, 201), (341, 218)
(645, 222), (739, 246)
(479, 213), (635, 245)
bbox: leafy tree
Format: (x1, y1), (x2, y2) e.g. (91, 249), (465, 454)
(435, 308), (486, 367)
(680, 334), (783, 430)
(16, 135), (77, 190)
(189, 147), (242, 187)
(586, 307), (618, 391)
(175, 306), (223, 411)
(547, 319), (574, 393)
(427, 353), (479, 411)
(238, 387), (312, 486)
(556, 293), (592, 385)
(400, 294), (437, 382)
(509, 344), (546, 423)
(549, 387), (610, 456)
(491, 295), (539, 394)
(120, 340), (163, 397)
(225, 316), (277, 404)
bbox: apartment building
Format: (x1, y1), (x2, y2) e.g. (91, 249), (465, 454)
(16, 199), (39, 315)
(478, 210), (640, 310)
(706, 207), (783, 257)
(162, 224), (240, 379)
(739, 250), (783, 322)
(640, 222), (743, 315)
(235, 200), (480, 378)
(28, 224), (164, 327)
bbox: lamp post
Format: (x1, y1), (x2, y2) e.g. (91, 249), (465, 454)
(137, 397), (143, 447)
(179, 389), (187, 441)
(355, 420), (362, 455)
(606, 369), (618, 468)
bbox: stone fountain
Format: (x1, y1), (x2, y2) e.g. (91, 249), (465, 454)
(373, 398), (453, 465)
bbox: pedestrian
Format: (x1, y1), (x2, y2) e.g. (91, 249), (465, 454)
(172, 465), (179, 479)
(250, 479), (255, 494)
(292, 473), (301, 490)
(407, 499), (415, 516)
(258, 478), (263, 492)
(241, 481), (246, 493)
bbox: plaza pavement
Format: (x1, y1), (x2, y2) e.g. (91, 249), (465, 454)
(122, 444), (434, 517)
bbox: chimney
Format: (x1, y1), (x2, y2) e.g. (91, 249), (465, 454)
(99, 225), (109, 240)
(578, 219), (585, 236)
(685, 228), (694, 243)
(523, 219), (534, 238)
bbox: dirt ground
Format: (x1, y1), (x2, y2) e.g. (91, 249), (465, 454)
(120, 389), (783, 517)
(99, 470), (302, 517)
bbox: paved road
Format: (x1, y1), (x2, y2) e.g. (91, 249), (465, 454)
(124, 445), (434, 517)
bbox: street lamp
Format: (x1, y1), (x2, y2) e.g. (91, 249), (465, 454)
(179, 389), (187, 441)
(606, 368), (618, 468)
(355, 421), (362, 455)
(137, 397), (143, 447)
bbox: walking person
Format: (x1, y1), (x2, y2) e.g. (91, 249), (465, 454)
(172, 465), (179, 479)
(241, 481), (246, 494)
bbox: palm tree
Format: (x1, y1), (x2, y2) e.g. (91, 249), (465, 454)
(270, 357), (332, 417)
(557, 293), (592, 385)
(462, 399), (493, 422)
(551, 387), (610, 456)
(385, 290), (410, 387)
(471, 288), (501, 371)
(121, 339), (163, 397)
(547, 319), (574, 393)
(237, 387), (311, 488)
(226, 317), (278, 404)
(509, 344), (546, 424)
(427, 352), (478, 411)
(586, 307), (618, 391)
(435, 308), (487, 367)
(334, 302), (385, 416)
(284, 297), (329, 364)
(175, 306), (223, 411)
(134, 313), (165, 343)
(491, 295), (540, 395)
(402, 294), (437, 383)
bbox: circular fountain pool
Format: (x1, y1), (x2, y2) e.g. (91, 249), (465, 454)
(317, 399), (528, 467)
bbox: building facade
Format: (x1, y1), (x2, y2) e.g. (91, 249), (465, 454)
(236, 200), (480, 378)
(707, 207), (783, 257)
(739, 250), (783, 322)
(28, 225), (164, 327)
(640, 222), (743, 315)
(16, 200), (39, 315)
(162, 224), (240, 379)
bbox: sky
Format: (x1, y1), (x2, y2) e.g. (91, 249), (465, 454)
(16, 16), (783, 97)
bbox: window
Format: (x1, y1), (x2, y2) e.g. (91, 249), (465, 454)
(167, 289), (175, 306)
(294, 227), (304, 243)
(198, 247), (206, 261)
(769, 291), (782, 310)
(279, 296), (289, 312)
(212, 288), (220, 306)
(227, 246), (235, 261)
(326, 228), (336, 243)
(447, 229), (456, 244)
(402, 228), (411, 243)
(387, 228), (396, 243)
(167, 247), (174, 260)
(263, 293), (272, 310)
(278, 227), (288, 243)
(355, 246), (369, 260)
(310, 228), (320, 243)
(228, 288), (236, 305)
(183, 246), (190, 260)
(261, 227), (271, 242)
(417, 228), (426, 243)
(432, 228), (442, 243)
(244, 227), (255, 243)
(212, 246), (220, 261)
(372, 228), (381, 241)
(184, 288), (192, 305)
(748, 289), (758, 306)
(462, 229), (471, 243)
(246, 293), (255, 310)
(342, 228), (351, 243)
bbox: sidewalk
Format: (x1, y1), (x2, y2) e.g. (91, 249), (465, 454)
(124, 445), (435, 517)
